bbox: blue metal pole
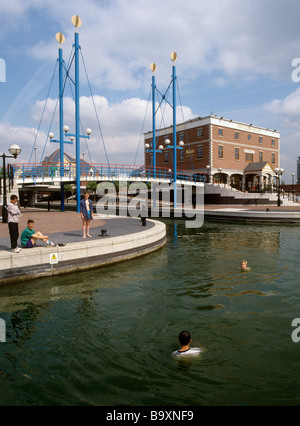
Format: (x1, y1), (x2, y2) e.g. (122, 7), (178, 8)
(152, 73), (157, 209)
(75, 31), (81, 213)
(172, 64), (177, 208)
(59, 47), (65, 212)
(152, 74), (156, 178)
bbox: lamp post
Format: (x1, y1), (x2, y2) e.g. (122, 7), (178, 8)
(49, 125), (91, 208)
(1, 144), (22, 223)
(218, 168), (222, 185)
(292, 172), (295, 201)
(274, 168), (284, 207)
(206, 165), (211, 184)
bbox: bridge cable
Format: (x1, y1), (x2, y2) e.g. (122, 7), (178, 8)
(80, 49), (110, 168)
(176, 79), (195, 173)
(37, 46), (75, 165)
(133, 87), (151, 166)
(28, 60), (58, 164)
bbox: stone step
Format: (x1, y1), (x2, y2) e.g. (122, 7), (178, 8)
(205, 183), (299, 206)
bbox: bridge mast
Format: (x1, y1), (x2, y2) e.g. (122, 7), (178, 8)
(73, 15), (82, 213)
(51, 18), (91, 213)
(58, 33), (65, 212)
(171, 52), (177, 208)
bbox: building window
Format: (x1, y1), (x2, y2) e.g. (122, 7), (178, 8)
(197, 146), (203, 158)
(218, 145), (223, 158)
(247, 134), (252, 141)
(272, 139), (276, 147)
(197, 128), (203, 137)
(246, 153), (254, 162)
(179, 149), (184, 162)
(272, 153), (276, 163)
(179, 133), (184, 143)
(235, 132), (239, 140)
(235, 148), (239, 160)
(164, 152), (169, 163)
(259, 151), (263, 162)
(218, 128), (223, 137)
(259, 137), (263, 144)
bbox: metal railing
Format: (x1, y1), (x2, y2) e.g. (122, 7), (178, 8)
(12, 163), (207, 184)
(0, 165), (14, 196)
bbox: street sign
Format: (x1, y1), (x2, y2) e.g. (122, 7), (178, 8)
(50, 253), (59, 265)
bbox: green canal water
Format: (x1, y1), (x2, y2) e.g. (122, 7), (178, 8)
(0, 219), (300, 406)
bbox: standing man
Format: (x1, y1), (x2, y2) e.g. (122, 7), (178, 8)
(7, 194), (22, 253)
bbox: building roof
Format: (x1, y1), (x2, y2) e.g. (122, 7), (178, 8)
(144, 114), (280, 139)
(42, 149), (93, 167)
(244, 161), (273, 173)
(43, 149), (75, 164)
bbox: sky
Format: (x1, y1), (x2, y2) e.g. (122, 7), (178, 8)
(1, 0), (300, 182)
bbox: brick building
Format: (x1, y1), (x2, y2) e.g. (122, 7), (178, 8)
(144, 115), (280, 191)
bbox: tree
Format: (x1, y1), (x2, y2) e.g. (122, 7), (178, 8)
(87, 181), (98, 194)
(64, 184), (75, 203)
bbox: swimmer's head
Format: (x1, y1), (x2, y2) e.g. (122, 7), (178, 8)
(178, 331), (191, 346)
(241, 260), (248, 268)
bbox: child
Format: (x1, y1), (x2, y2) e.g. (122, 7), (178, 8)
(21, 220), (56, 248)
(172, 331), (202, 357)
(7, 195), (22, 253)
(80, 192), (93, 238)
(241, 260), (250, 272)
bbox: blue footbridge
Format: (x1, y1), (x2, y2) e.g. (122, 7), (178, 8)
(12, 163), (206, 186)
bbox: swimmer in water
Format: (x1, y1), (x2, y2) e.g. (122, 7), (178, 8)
(172, 331), (202, 357)
(241, 259), (250, 272)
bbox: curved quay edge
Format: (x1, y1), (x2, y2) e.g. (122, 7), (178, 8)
(203, 208), (300, 223)
(0, 219), (167, 287)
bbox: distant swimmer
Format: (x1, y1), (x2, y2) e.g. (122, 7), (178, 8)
(172, 331), (202, 357)
(241, 260), (251, 272)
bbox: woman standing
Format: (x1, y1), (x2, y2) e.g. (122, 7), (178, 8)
(80, 191), (94, 238)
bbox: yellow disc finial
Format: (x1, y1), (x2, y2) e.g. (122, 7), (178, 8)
(150, 63), (157, 73)
(171, 52), (178, 62)
(55, 33), (66, 46)
(71, 15), (82, 30)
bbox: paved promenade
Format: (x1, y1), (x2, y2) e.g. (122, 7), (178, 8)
(203, 204), (300, 211)
(0, 208), (165, 286)
(202, 204), (300, 222)
(0, 208), (154, 251)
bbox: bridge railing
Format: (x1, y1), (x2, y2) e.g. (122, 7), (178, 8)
(12, 162), (207, 184)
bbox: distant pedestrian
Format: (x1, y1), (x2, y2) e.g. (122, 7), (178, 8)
(172, 331), (202, 357)
(7, 194), (22, 253)
(80, 191), (93, 238)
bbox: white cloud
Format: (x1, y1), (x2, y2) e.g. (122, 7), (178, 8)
(263, 88), (300, 179)
(10, 0), (300, 93)
(27, 94), (196, 164)
(0, 122), (42, 163)
(264, 87), (300, 130)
